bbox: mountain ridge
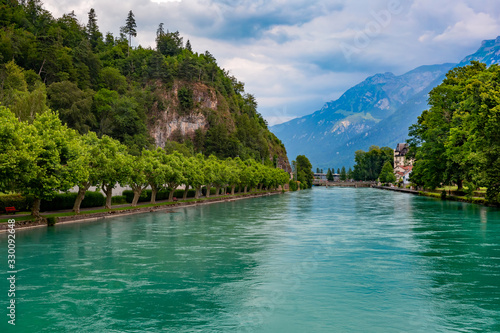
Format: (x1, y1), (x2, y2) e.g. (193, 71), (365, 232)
(271, 37), (500, 169)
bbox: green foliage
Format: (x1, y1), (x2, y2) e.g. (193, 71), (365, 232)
(0, 4), (288, 167)
(41, 191), (105, 211)
(46, 216), (57, 226)
(47, 80), (95, 133)
(340, 166), (347, 181)
(0, 4), (292, 205)
(379, 161), (396, 184)
(111, 195), (127, 204)
(156, 29), (183, 57)
(0, 194), (31, 212)
(408, 61), (500, 203)
(352, 145), (393, 181)
(122, 188), (196, 203)
(326, 168), (333, 181)
(177, 86), (193, 111)
(294, 155), (313, 189)
(289, 180), (298, 191)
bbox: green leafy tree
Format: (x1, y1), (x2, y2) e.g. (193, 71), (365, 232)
(352, 146), (393, 181)
(47, 80), (95, 133)
(72, 131), (101, 213)
(0, 106), (39, 193)
(23, 110), (85, 217)
(295, 155), (313, 189)
(409, 61), (500, 202)
(94, 135), (130, 209)
(164, 152), (186, 201)
(347, 167), (353, 180)
(125, 154), (148, 206)
(156, 29), (183, 57)
(379, 161), (396, 184)
(142, 148), (170, 204)
(183, 154), (206, 199)
(226, 157), (243, 195)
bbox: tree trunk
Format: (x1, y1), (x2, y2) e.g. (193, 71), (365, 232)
(168, 187), (175, 201)
(102, 184), (113, 209)
(206, 185), (211, 198)
(31, 197), (41, 218)
(215, 185), (221, 197)
(244, 186), (247, 193)
(183, 185), (189, 200)
(73, 183), (91, 213)
(457, 179), (463, 191)
(195, 186), (201, 199)
(131, 186), (142, 207)
(150, 185), (158, 204)
(231, 185), (236, 195)
(259, 183), (263, 191)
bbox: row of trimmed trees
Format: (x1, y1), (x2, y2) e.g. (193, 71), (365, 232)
(0, 107), (290, 217)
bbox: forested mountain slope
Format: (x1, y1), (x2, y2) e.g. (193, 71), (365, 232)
(0, 1), (290, 171)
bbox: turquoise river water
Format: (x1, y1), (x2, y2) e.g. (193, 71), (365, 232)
(1, 187), (500, 332)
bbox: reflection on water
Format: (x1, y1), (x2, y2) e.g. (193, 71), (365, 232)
(1, 188), (499, 332)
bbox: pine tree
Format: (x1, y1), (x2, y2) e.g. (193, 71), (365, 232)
(326, 168), (333, 181)
(340, 166), (347, 181)
(121, 10), (137, 56)
(86, 8), (102, 50)
(186, 39), (192, 52)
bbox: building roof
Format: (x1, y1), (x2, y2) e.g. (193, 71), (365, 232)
(395, 143), (409, 156)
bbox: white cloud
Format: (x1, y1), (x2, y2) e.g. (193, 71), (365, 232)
(40, 0), (500, 124)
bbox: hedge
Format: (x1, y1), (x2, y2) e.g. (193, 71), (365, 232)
(122, 189), (198, 203)
(1, 191), (106, 212)
(0, 194), (33, 212)
(111, 196), (127, 205)
(41, 191), (106, 211)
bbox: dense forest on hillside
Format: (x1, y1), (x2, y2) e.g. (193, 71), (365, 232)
(0, 0), (288, 168)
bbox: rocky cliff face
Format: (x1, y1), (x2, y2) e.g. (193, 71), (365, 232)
(148, 80), (292, 172)
(149, 81), (217, 148)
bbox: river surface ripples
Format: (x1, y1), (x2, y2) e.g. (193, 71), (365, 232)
(1, 187), (500, 332)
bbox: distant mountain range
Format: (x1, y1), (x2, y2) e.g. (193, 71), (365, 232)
(270, 36), (500, 169)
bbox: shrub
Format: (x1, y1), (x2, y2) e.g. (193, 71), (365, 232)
(40, 191), (105, 211)
(123, 188), (193, 203)
(0, 194), (31, 211)
(122, 190), (147, 203)
(441, 190), (447, 200)
(46, 216), (57, 226)
(80, 191), (106, 208)
(201, 187), (217, 196)
(111, 196), (127, 205)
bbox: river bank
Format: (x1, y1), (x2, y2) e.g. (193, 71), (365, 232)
(0, 191), (284, 232)
(373, 185), (498, 207)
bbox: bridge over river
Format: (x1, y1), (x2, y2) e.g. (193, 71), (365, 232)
(313, 180), (375, 187)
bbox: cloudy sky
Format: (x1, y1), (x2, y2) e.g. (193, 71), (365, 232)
(42, 0), (500, 125)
